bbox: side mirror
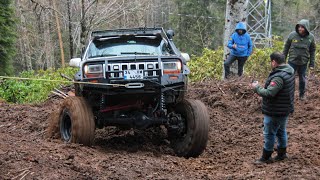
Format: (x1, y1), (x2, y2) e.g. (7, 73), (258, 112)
(166, 29), (175, 40)
(181, 53), (190, 62)
(69, 58), (81, 67)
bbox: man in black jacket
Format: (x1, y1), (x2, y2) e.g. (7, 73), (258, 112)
(251, 52), (295, 164)
(283, 19), (316, 100)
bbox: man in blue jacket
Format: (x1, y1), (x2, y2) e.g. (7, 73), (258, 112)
(224, 22), (253, 78)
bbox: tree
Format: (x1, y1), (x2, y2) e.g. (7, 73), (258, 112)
(271, 0), (320, 42)
(223, 0), (249, 79)
(0, 0), (16, 75)
(8, 0), (319, 74)
(170, 0), (226, 55)
(14, 0), (56, 71)
(67, 0), (74, 58)
(314, 0), (320, 42)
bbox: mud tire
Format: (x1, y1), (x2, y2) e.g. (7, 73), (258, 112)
(58, 96), (95, 146)
(170, 99), (209, 158)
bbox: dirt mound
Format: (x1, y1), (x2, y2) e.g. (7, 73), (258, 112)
(1, 77), (320, 179)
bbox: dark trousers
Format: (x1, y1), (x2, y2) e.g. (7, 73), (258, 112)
(288, 62), (307, 96)
(224, 55), (248, 78)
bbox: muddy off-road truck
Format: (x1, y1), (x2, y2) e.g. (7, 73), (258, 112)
(57, 27), (209, 157)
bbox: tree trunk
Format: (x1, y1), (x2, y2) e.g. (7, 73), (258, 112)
(44, 6), (54, 69)
(17, 1), (32, 71)
(67, 0), (74, 59)
(223, 0), (248, 79)
(53, 0), (65, 68)
(80, 0), (87, 51)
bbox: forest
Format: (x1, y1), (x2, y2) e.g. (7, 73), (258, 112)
(0, 0), (319, 74)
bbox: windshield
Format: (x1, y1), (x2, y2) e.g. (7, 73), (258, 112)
(87, 37), (174, 58)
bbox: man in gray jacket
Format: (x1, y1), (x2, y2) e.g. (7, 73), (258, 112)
(283, 19), (316, 100)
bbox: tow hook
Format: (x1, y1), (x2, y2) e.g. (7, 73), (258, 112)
(125, 83), (145, 88)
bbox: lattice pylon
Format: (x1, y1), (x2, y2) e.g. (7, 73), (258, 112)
(247, 0), (272, 48)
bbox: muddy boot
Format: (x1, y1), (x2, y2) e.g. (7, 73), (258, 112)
(299, 94), (306, 101)
(274, 148), (288, 161)
(254, 149), (273, 164)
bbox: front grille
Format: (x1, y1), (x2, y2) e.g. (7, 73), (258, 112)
(106, 62), (160, 79)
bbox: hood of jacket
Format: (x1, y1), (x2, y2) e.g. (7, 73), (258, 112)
(235, 22), (247, 34)
(273, 64), (294, 75)
(295, 19), (310, 36)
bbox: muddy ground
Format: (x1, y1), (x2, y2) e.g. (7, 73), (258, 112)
(1, 77), (320, 180)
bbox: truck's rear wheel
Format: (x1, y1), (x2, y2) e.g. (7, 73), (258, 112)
(169, 99), (209, 157)
(59, 96), (95, 146)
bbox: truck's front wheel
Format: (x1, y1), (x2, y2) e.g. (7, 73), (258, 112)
(169, 99), (209, 158)
(58, 96), (95, 146)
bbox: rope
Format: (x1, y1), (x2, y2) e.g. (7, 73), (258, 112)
(0, 76), (126, 87)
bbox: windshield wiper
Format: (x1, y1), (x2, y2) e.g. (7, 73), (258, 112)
(89, 53), (118, 58)
(120, 52), (151, 55)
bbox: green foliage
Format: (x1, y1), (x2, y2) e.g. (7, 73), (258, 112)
(0, 67), (78, 104)
(188, 48), (224, 81)
(244, 37), (285, 78)
(0, 0), (16, 75)
(188, 38), (320, 82)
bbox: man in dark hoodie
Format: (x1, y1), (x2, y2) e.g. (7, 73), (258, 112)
(283, 19), (316, 100)
(224, 22), (253, 78)
(251, 52), (295, 164)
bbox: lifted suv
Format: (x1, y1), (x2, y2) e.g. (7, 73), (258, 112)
(57, 27), (209, 157)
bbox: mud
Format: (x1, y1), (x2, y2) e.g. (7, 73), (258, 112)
(1, 77), (320, 179)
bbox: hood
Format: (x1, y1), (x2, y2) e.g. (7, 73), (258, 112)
(295, 19), (310, 36)
(275, 64), (294, 75)
(235, 22), (247, 33)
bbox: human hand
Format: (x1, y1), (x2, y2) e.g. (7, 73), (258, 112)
(232, 44), (237, 49)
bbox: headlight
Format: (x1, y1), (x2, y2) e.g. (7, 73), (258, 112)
(162, 61), (182, 74)
(84, 64), (103, 78)
(85, 64), (103, 74)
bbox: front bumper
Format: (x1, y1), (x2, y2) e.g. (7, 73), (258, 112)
(77, 74), (186, 95)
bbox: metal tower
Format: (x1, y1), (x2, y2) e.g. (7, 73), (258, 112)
(247, 0), (272, 47)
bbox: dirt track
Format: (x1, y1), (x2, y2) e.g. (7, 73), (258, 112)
(1, 77), (320, 179)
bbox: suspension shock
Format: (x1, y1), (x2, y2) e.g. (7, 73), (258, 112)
(159, 92), (167, 117)
(96, 94), (106, 129)
(160, 92), (165, 111)
(100, 94), (106, 110)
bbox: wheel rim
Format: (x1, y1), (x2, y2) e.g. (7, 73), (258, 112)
(60, 109), (72, 142)
(176, 103), (190, 136)
(169, 108), (188, 141)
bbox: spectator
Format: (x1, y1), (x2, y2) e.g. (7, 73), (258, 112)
(251, 52), (295, 164)
(224, 22), (253, 78)
(283, 19), (316, 100)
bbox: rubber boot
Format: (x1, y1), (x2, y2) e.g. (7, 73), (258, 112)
(274, 147), (288, 161)
(299, 94), (306, 101)
(254, 149), (273, 164)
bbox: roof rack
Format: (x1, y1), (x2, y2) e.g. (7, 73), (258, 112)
(91, 27), (166, 38)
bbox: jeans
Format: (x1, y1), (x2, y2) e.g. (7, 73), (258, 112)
(224, 55), (248, 78)
(263, 115), (288, 151)
(289, 62), (307, 96)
